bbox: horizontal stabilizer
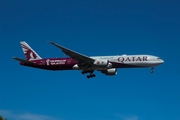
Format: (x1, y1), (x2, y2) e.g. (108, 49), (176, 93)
(13, 57), (34, 64)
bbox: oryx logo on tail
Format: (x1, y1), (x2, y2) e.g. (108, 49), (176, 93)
(20, 41), (42, 61)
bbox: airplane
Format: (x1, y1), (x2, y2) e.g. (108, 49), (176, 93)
(13, 41), (164, 78)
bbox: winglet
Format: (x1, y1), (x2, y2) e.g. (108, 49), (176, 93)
(48, 41), (65, 50)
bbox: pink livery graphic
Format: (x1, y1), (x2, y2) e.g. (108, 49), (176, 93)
(13, 41), (164, 79)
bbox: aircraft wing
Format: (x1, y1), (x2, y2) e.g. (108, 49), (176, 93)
(13, 57), (35, 64)
(48, 42), (95, 63)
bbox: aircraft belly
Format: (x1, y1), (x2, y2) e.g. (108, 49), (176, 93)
(111, 62), (153, 68)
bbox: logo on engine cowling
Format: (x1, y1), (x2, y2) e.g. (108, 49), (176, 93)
(97, 61), (100, 64)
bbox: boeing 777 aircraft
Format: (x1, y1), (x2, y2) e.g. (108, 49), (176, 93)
(13, 41), (164, 78)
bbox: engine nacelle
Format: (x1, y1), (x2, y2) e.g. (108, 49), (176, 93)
(101, 68), (117, 75)
(93, 60), (112, 68)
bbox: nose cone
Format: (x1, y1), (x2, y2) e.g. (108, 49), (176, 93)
(160, 59), (164, 64)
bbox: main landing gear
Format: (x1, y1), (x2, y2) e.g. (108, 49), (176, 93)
(81, 70), (96, 79)
(87, 74), (96, 78)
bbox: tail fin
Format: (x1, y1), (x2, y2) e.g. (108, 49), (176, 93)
(20, 41), (42, 61)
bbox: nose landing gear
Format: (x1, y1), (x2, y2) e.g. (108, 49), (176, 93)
(150, 67), (154, 73)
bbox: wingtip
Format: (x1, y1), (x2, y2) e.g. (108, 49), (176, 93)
(48, 41), (54, 44)
(20, 40), (27, 43)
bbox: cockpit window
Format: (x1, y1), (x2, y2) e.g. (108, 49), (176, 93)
(157, 57), (161, 59)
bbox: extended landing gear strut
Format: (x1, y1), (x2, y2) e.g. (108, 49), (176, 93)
(87, 74), (96, 79)
(150, 67), (154, 73)
(81, 70), (96, 78)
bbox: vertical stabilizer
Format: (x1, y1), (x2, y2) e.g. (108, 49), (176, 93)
(20, 41), (42, 61)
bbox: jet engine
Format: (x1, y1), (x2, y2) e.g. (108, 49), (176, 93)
(101, 68), (117, 75)
(93, 60), (112, 68)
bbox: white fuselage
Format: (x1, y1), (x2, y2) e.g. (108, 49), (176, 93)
(90, 54), (164, 68)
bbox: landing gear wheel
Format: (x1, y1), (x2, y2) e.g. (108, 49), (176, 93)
(150, 67), (154, 73)
(81, 70), (95, 78)
(86, 74), (96, 79)
(87, 75), (90, 78)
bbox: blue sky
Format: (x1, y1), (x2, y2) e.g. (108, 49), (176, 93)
(0, 0), (180, 120)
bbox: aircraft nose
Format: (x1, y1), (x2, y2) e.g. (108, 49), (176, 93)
(160, 59), (164, 64)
